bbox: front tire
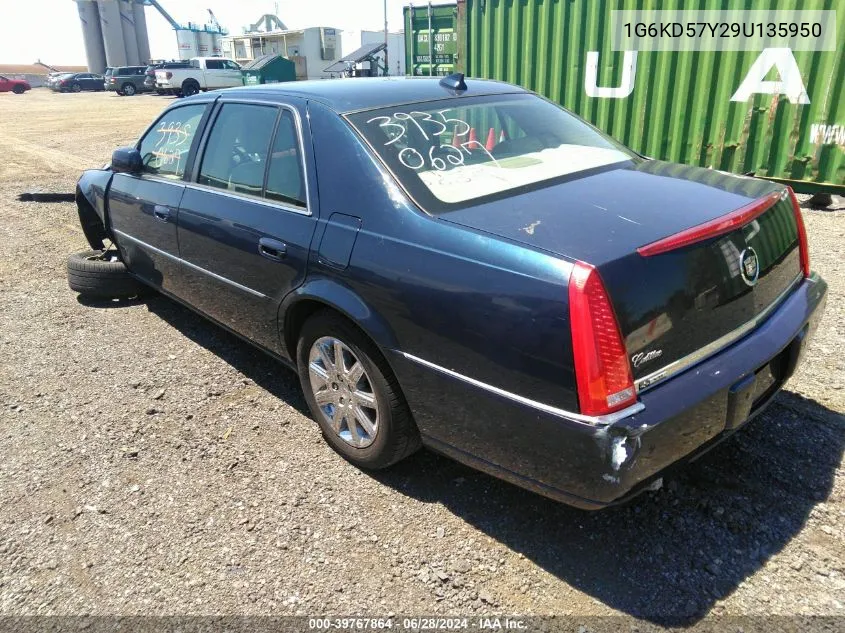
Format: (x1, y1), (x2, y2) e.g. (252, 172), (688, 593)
(12, 85), (25, 95)
(297, 311), (420, 469)
(67, 250), (146, 299)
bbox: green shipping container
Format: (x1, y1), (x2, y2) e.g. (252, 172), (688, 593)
(404, 3), (460, 77)
(461, 0), (845, 195)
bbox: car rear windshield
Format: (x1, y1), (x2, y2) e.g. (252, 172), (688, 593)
(346, 93), (637, 214)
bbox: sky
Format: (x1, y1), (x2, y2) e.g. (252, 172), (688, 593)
(0, 0), (411, 66)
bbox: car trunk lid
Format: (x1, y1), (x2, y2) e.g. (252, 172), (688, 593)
(441, 160), (803, 389)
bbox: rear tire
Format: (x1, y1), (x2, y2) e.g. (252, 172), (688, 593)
(297, 310), (421, 470)
(181, 80), (199, 97)
(71, 83), (81, 93)
(122, 83), (136, 96)
(67, 250), (146, 299)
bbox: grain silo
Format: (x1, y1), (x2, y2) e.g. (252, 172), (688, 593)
(211, 32), (224, 57)
(76, 1), (152, 71)
(196, 29), (213, 57)
(176, 29), (199, 59)
(97, 0), (128, 67)
(118, 1), (141, 65)
(133, 2), (151, 64)
(76, 0), (108, 74)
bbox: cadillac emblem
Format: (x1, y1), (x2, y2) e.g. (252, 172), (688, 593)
(739, 247), (760, 286)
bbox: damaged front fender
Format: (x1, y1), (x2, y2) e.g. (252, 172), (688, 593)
(76, 169), (113, 250)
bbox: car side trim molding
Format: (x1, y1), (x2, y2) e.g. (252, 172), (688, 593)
(112, 229), (267, 299)
(400, 351), (644, 426)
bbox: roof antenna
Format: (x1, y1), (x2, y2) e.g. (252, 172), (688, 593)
(439, 72), (467, 92)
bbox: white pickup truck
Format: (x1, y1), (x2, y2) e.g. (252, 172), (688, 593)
(155, 57), (243, 97)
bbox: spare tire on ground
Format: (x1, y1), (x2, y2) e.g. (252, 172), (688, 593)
(808, 193), (833, 209)
(67, 250), (147, 299)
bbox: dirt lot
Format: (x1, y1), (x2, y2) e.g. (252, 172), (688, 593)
(0, 89), (843, 623)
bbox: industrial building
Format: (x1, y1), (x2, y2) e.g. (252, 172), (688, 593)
(222, 15), (342, 81)
(75, 0), (227, 74)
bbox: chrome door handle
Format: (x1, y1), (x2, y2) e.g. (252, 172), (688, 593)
(258, 237), (287, 261)
(153, 205), (171, 222)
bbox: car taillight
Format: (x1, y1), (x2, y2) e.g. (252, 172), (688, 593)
(166, 71), (173, 79)
(787, 187), (811, 277)
(568, 261), (637, 416)
(60, 80), (67, 85)
(110, 78), (116, 83)
(637, 191), (782, 257)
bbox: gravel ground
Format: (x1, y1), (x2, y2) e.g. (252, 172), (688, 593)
(0, 90), (843, 624)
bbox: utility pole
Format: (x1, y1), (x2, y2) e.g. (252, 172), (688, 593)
(383, 0), (389, 75)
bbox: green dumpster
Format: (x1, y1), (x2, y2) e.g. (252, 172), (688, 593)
(242, 54), (296, 85)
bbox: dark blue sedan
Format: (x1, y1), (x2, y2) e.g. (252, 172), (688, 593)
(70, 76), (827, 509)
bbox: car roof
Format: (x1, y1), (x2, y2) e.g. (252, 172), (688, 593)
(199, 76), (527, 114)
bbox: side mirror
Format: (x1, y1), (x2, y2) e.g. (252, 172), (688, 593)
(111, 147), (143, 174)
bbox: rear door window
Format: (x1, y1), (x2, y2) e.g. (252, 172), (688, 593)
(347, 93), (634, 213)
(205, 59), (224, 70)
(197, 103), (278, 196)
(265, 110), (306, 208)
(137, 104), (207, 179)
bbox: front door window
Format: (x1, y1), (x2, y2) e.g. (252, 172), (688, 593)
(137, 105), (206, 180)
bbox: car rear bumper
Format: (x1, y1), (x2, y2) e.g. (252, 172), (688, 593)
(394, 273), (827, 509)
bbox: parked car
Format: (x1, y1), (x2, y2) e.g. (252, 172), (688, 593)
(46, 72), (73, 89)
(155, 57), (242, 97)
(69, 76), (827, 509)
(52, 72), (104, 92)
(144, 61), (191, 94)
(45, 72), (67, 89)
(0, 75), (31, 94)
(105, 65), (149, 96)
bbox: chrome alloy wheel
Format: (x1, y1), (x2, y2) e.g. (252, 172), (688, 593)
(308, 336), (380, 448)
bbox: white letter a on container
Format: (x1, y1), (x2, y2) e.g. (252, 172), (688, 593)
(731, 48), (810, 105)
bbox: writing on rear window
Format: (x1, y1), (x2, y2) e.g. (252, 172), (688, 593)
(366, 110), (499, 172)
(351, 95), (634, 211)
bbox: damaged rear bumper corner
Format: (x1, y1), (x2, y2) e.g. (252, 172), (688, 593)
(415, 273), (827, 510)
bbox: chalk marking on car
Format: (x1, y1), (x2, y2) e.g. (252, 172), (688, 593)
(520, 221), (541, 235)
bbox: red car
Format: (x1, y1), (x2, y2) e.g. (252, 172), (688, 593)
(0, 75), (31, 94)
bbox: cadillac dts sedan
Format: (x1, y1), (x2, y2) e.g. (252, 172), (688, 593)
(69, 75), (827, 509)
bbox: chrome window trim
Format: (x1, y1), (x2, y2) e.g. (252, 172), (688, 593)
(112, 229), (267, 299)
(196, 97), (313, 216)
(141, 175), (188, 187)
(182, 181), (310, 216)
(635, 272), (804, 393)
(400, 351), (644, 427)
